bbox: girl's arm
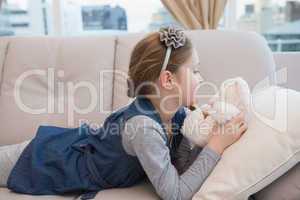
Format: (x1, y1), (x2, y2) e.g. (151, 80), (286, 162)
(122, 115), (221, 200)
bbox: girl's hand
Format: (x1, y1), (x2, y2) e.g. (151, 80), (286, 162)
(207, 112), (248, 155)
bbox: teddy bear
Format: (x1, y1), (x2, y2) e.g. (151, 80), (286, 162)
(181, 77), (251, 148)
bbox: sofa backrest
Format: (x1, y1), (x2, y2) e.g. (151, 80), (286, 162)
(0, 36), (116, 145)
(112, 30), (276, 110)
(273, 52), (300, 92)
(0, 30), (277, 145)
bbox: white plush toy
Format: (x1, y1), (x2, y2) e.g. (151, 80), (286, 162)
(181, 77), (251, 147)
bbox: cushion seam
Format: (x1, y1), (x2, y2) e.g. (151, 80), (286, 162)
(232, 148), (300, 199)
(111, 36), (118, 111)
(0, 40), (10, 96)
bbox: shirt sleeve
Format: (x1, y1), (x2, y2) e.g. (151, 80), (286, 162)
(122, 115), (221, 200)
(173, 136), (202, 175)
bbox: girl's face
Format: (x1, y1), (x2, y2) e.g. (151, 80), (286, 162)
(157, 48), (202, 110)
(175, 49), (203, 107)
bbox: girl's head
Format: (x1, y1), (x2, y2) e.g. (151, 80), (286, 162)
(127, 27), (201, 109)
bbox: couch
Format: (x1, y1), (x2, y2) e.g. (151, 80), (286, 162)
(0, 30), (276, 199)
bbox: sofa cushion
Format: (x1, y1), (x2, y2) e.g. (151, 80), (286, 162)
(112, 30), (276, 110)
(193, 86), (300, 200)
(112, 33), (145, 110)
(0, 188), (77, 200)
(78, 181), (159, 200)
(186, 30), (276, 87)
(0, 36), (116, 145)
(253, 162), (300, 200)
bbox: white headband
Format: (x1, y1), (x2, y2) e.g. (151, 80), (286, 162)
(161, 47), (172, 73)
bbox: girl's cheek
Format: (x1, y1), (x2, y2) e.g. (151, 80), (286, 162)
(191, 81), (197, 103)
(186, 73), (197, 106)
(192, 73), (198, 89)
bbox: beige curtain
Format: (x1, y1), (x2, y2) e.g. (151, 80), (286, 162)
(161, 0), (228, 29)
(0, 0), (5, 9)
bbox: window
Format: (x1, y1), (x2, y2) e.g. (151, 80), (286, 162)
(234, 0), (300, 52)
(0, 0), (52, 36)
(0, 0), (179, 36)
(61, 0), (179, 35)
(2, 0), (298, 52)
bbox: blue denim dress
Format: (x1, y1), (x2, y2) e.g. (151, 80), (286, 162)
(7, 96), (187, 199)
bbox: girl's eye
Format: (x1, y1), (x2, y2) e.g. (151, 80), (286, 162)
(192, 69), (204, 83)
(193, 69), (201, 76)
(193, 69), (200, 74)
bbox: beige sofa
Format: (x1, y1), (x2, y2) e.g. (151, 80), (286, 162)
(273, 52), (300, 92)
(0, 30), (276, 199)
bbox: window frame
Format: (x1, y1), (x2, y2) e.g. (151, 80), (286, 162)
(223, 0), (300, 52)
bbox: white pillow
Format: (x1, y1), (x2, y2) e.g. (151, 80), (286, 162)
(193, 86), (300, 200)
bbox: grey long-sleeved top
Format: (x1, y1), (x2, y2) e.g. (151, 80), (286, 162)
(121, 115), (221, 200)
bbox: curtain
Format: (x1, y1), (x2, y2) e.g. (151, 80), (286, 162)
(161, 0), (228, 29)
(0, 0), (5, 9)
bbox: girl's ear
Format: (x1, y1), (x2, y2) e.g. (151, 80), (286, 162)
(159, 70), (174, 90)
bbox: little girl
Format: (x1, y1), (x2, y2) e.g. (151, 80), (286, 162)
(0, 27), (247, 200)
